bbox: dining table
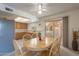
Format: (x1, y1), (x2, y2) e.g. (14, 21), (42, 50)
(23, 37), (53, 51)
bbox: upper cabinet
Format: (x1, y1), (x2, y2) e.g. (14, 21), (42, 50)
(15, 22), (28, 29)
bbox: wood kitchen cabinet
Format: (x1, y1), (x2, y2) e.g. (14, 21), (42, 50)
(15, 22), (28, 29)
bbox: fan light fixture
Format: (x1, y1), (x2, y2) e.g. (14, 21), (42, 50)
(38, 10), (42, 14)
(38, 4), (42, 15)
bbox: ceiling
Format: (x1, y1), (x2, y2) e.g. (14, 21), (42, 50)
(4, 3), (79, 18)
(0, 10), (32, 23)
(0, 10), (17, 20)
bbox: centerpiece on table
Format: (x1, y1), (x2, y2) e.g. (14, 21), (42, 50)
(38, 32), (42, 41)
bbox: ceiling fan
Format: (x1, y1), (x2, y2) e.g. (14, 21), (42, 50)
(31, 3), (47, 15)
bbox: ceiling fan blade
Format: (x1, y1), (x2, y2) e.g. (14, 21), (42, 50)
(42, 9), (47, 11)
(30, 9), (38, 11)
(30, 9), (47, 12)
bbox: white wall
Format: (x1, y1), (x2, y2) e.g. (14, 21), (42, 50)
(40, 9), (79, 49)
(28, 21), (45, 31)
(28, 21), (46, 37)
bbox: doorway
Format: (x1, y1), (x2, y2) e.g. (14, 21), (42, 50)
(46, 17), (68, 48)
(46, 20), (63, 43)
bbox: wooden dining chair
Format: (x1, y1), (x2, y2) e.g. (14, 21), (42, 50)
(22, 33), (32, 41)
(49, 37), (61, 56)
(13, 40), (32, 56)
(13, 40), (23, 56)
(34, 37), (61, 56)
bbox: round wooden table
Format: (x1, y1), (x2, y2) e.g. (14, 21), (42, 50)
(23, 37), (53, 51)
